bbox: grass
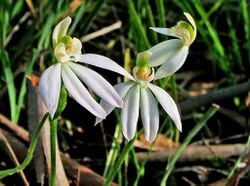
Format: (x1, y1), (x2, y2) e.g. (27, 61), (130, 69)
(0, 0), (249, 185)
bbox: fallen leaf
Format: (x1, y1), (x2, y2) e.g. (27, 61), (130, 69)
(134, 133), (179, 151)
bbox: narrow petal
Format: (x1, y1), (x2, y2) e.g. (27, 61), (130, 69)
(121, 84), (140, 141)
(95, 81), (135, 125)
(184, 12), (196, 35)
(148, 39), (183, 67)
(140, 87), (159, 143)
(70, 37), (82, 56)
(77, 54), (135, 80)
(61, 63), (106, 118)
(148, 84), (182, 131)
(53, 16), (72, 46)
(39, 64), (61, 117)
(68, 62), (122, 107)
(150, 27), (181, 39)
(54, 43), (70, 62)
(154, 45), (189, 80)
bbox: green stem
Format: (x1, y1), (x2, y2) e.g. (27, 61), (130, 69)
(160, 106), (218, 186)
(0, 113), (49, 179)
(105, 137), (136, 186)
(50, 118), (57, 186)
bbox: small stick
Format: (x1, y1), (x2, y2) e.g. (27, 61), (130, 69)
(136, 144), (248, 163)
(179, 81), (250, 114)
(80, 21), (122, 42)
(0, 114), (29, 142)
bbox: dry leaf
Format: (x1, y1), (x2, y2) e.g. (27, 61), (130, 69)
(134, 133), (179, 151)
(188, 82), (216, 96)
(27, 75), (40, 87)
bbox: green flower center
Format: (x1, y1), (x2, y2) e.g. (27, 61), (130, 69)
(175, 21), (195, 45)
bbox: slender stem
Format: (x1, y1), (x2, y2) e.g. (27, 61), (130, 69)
(105, 137), (136, 186)
(50, 118), (57, 186)
(0, 113), (49, 179)
(160, 106), (218, 186)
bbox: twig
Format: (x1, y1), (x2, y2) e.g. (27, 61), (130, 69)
(0, 130), (29, 186)
(0, 114), (29, 142)
(136, 144), (247, 163)
(80, 21), (122, 42)
(179, 81), (250, 113)
(6, 12), (31, 45)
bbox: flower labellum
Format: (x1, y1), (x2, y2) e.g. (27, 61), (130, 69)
(148, 12), (196, 79)
(39, 17), (134, 118)
(95, 52), (182, 143)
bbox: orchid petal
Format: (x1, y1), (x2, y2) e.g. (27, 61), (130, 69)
(61, 63), (106, 118)
(148, 39), (183, 67)
(140, 87), (159, 143)
(154, 45), (189, 79)
(55, 43), (70, 62)
(68, 62), (122, 108)
(150, 27), (181, 39)
(70, 38), (82, 56)
(39, 64), (61, 117)
(95, 81), (135, 125)
(53, 16), (71, 46)
(184, 12), (196, 38)
(77, 54), (135, 80)
(121, 84), (140, 140)
(148, 84), (182, 131)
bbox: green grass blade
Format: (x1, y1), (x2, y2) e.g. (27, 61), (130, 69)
(240, 0), (249, 41)
(160, 106), (219, 185)
(103, 123), (122, 177)
(128, 0), (150, 49)
(191, 0), (230, 71)
(1, 51), (16, 122)
(155, 0), (166, 28)
(69, 2), (87, 34)
(81, 0), (106, 35)
(105, 137), (136, 186)
(240, 0), (250, 64)
(225, 0), (243, 69)
(145, 0), (158, 44)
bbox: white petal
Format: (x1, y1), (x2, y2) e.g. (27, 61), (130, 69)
(148, 39), (183, 67)
(77, 54), (135, 80)
(121, 84), (140, 141)
(154, 45), (189, 79)
(55, 43), (70, 62)
(184, 12), (196, 35)
(140, 87), (159, 143)
(61, 63), (106, 118)
(39, 64), (61, 117)
(150, 27), (181, 39)
(95, 81), (135, 125)
(53, 16), (72, 46)
(68, 62), (122, 107)
(148, 83), (182, 131)
(70, 38), (82, 56)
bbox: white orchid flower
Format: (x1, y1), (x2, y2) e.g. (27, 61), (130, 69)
(39, 16), (134, 118)
(95, 52), (182, 143)
(148, 12), (196, 80)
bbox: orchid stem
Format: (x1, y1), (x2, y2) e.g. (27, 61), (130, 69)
(105, 137), (136, 186)
(50, 118), (57, 186)
(0, 112), (50, 179)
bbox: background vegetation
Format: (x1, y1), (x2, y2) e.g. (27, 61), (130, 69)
(0, 0), (249, 185)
